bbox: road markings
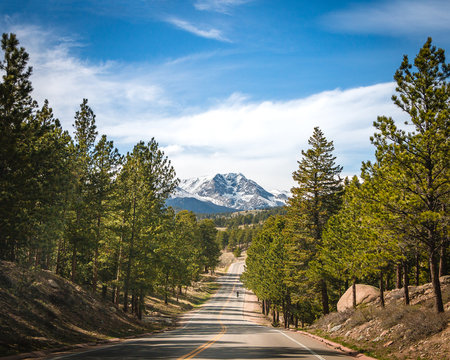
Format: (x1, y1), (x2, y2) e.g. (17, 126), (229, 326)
(177, 269), (238, 360)
(276, 330), (327, 360)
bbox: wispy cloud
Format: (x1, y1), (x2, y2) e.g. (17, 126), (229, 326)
(324, 0), (450, 35)
(104, 84), (407, 190)
(166, 17), (231, 42)
(194, 0), (252, 14)
(4, 22), (407, 190)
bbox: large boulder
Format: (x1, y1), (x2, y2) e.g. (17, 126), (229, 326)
(337, 284), (379, 312)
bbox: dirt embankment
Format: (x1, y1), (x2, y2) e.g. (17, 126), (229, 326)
(310, 276), (450, 360)
(0, 261), (156, 357)
(0, 254), (234, 358)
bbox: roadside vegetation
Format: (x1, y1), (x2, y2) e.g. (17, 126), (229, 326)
(242, 36), (449, 343)
(0, 258), (226, 356)
(0, 32), (222, 335)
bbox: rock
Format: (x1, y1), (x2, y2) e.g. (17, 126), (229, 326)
(48, 279), (59, 289)
(337, 284), (380, 311)
(330, 325), (342, 332)
(384, 340), (394, 347)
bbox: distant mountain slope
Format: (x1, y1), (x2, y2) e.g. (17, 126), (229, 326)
(166, 197), (235, 214)
(169, 173), (289, 212)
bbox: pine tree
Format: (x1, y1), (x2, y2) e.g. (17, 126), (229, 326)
(286, 127), (343, 315)
(119, 139), (178, 312)
(366, 38), (449, 312)
(0, 33), (37, 260)
(199, 219), (220, 273)
(69, 99), (98, 282)
(90, 135), (121, 292)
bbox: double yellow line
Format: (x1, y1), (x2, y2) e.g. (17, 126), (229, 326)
(177, 281), (237, 359)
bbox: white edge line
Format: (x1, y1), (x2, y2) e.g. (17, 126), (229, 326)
(276, 330), (327, 360)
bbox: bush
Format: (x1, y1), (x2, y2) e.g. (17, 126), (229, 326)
(233, 247), (242, 257)
(313, 308), (354, 329)
(346, 306), (377, 328)
(379, 304), (448, 341)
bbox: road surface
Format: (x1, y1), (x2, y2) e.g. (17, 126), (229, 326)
(50, 262), (355, 359)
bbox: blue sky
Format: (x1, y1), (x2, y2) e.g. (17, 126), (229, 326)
(1, 0), (449, 190)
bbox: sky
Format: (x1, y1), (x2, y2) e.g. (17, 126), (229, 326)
(1, 0), (449, 190)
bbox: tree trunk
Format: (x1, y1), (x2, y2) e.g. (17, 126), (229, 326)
(440, 241), (447, 277)
(56, 195), (68, 275)
(138, 288), (144, 320)
(114, 217), (124, 306)
(429, 249), (444, 312)
(385, 270), (390, 291)
(320, 278), (329, 314)
(352, 277), (357, 309)
(123, 197), (137, 313)
(111, 286), (116, 303)
(396, 263), (402, 289)
(92, 213), (101, 292)
(71, 243), (77, 282)
(416, 250), (420, 286)
(102, 285), (107, 299)
(261, 299), (265, 315)
(379, 270), (385, 307)
(403, 260), (410, 305)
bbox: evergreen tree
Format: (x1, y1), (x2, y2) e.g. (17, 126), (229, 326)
(286, 127), (343, 315)
(90, 135), (121, 291)
(199, 219), (220, 273)
(365, 38), (449, 312)
(0, 33), (37, 260)
(68, 99), (98, 282)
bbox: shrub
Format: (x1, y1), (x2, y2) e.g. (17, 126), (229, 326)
(379, 304), (448, 341)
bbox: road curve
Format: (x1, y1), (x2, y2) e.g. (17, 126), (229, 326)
(49, 261), (355, 360)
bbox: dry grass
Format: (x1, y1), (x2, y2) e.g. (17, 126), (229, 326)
(0, 261), (223, 357)
(377, 304), (448, 341)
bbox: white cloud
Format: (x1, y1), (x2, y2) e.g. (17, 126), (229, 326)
(128, 84), (406, 190)
(194, 0), (252, 14)
(3, 22), (407, 191)
(324, 0), (450, 35)
(165, 17), (231, 42)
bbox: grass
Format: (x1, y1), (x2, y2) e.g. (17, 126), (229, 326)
(144, 274), (221, 319)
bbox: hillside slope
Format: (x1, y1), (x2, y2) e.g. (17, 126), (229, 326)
(310, 276), (450, 360)
(0, 261), (153, 356)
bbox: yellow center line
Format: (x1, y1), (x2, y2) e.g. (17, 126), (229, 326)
(177, 280), (237, 360)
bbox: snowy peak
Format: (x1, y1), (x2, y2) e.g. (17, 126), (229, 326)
(171, 173), (288, 212)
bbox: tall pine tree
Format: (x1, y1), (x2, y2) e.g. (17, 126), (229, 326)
(366, 38), (449, 312)
(286, 127), (343, 315)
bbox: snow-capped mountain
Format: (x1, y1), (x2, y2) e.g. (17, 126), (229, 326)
(167, 173), (289, 213)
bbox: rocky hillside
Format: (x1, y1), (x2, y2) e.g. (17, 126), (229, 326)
(0, 261), (154, 356)
(310, 276), (450, 360)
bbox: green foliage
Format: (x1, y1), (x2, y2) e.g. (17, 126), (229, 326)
(285, 127), (343, 316)
(363, 37), (449, 312)
(0, 33), (222, 320)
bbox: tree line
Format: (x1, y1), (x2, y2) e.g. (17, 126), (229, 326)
(199, 207), (286, 227)
(0, 33), (221, 318)
(242, 38), (449, 327)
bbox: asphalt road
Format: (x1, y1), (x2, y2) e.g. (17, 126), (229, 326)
(50, 262), (355, 360)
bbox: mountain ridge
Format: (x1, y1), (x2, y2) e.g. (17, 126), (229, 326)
(167, 173), (289, 213)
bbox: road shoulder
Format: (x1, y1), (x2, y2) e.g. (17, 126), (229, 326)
(242, 288), (377, 360)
